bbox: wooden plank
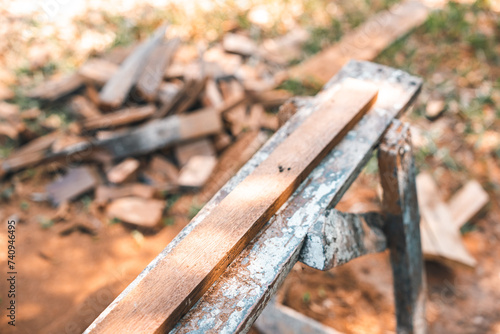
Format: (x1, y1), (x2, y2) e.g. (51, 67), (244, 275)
(99, 25), (167, 109)
(46, 166), (100, 206)
(417, 172), (476, 267)
(175, 138), (215, 167)
(289, 0), (429, 84)
(81, 105), (156, 130)
(98, 108), (222, 159)
(378, 120), (426, 334)
(448, 180), (489, 230)
(86, 78), (378, 333)
(136, 38), (180, 101)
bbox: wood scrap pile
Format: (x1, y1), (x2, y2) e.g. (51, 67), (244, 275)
(0, 25), (302, 228)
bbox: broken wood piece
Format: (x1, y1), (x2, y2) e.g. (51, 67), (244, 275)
(177, 155), (217, 189)
(81, 105), (156, 130)
(46, 166), (99, 206)
(70, 95), (102, 119)
(213, 132), (232, 152)
(247, 89), (292, 108)
(448, 180), (489, 230)
(27, 73), (83, 101)
(175, 138), (216, 167)
(425, 98), (446, 120)
(86, 78), (378, 333)
(202, 79), (224, 108)
(173, 77), (208, 115)
(142, 155), (179, 191)
(417, 172), (476, 267)
(289, 0), (429, 84)
(223, 33), (258, 56)
(106, 197), (165, 227)
(136, 38), (180, 101)
(99, 25), (167, 109)
(78, 58), (119, 86)
(157, 81), (182, 105)
(107, 158), (140, 184)
(98, 108), (222, 159)
(95, 183), (156, 206)
(51, 135), (89, 153)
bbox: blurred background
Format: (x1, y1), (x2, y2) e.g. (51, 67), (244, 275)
(0, 0), (500, 333)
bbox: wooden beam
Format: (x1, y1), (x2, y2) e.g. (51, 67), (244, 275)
(86, 78), (378, 333)
(378, 120), (426, 334)
(99, 25), (167, 109)
(289, 0), (429, 84)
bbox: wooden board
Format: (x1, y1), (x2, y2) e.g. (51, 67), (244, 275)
(81, 105), (156, 130)
(99, 26), (167, 109)
(288, 0), (429, 84)
(98, 108), (222, 159)
(86, 78), (377, 333)
(46, 166), (100, 206)
(417, 172), (476, 267)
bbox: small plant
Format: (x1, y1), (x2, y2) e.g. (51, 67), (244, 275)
(302, 291), (311, 303)
(20, 201), (29, 212)
(162, 217), (175, 227)
(39, 217), (54, 229)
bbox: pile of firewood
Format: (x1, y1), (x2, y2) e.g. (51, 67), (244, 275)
(0, 25), (311, 228)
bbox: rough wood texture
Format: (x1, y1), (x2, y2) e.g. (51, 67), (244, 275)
(86, 61), (422, 334)
(289, 0), (429, 84)
(449, 180), (489, 230)
(78, 58), (119, 86)
(136, 38), (180, 101)
(70, 95), (102, 119)
(299, 210), (386, 271)
(27, 73), (83, 101)
(417, 172), (476, 267)
(378, 120), (426, 334)
(86, 78), (378, 333)
(99, 26), (167, 109)
(106, 158), (140, 184)
(106, 197), (165, 227)
(177, 155), (217, 189)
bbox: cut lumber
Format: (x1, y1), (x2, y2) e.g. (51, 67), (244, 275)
(175, 138), (216, 167)
(449, 180), (489, 230)
(81, 105), (156, 130)
(177, 155), (217, 189)
(27, 73), (83, 101)
(78, 58), (119, 86)
(99, 25), (167, 109)
(106, 197), (165, 227)
(106, 158), (140, 184)
(86, 78), (377, 333)
(46, 166), (100, 206)
(289, 0), (429, 84)
(417, 172), (476, 267)
(136, 38), (180, 101)
(95, 183), (156, 206)
(97, 108), (222, 159)
(70, 95), (102, 119)
(200, 130), (268, 202)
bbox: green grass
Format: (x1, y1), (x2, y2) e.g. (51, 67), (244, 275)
(278, 78), (322, 96)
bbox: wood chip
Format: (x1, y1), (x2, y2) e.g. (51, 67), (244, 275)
(78, 58), (119, 86)
(222, 33), (258, 56)
(70, 95), (102, 119)
(177, 155), (217, 189)
(27, 73), (83, 101)
(425, 98), (446, 120)
(142, 155), (179, 191)
(95, 183), (156, 206)
(107, 158), (140, 184)
(106, 197), (165, 227)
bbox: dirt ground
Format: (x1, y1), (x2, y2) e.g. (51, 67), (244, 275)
(1, 1), (500, 333)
